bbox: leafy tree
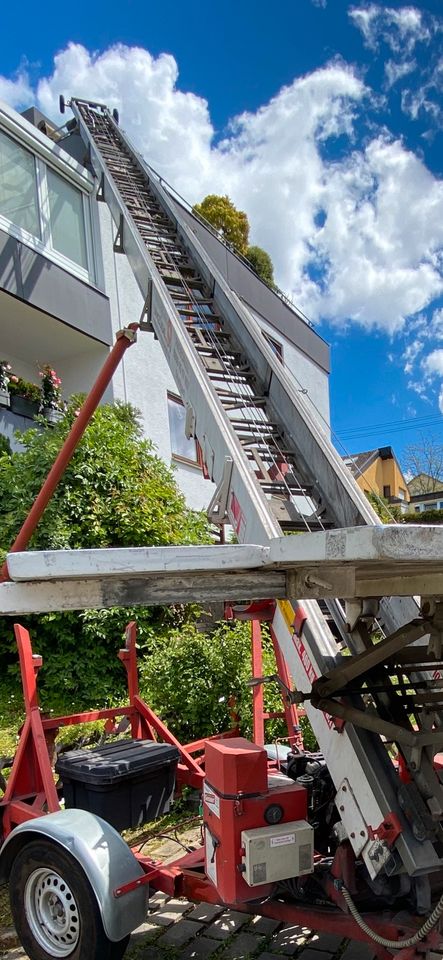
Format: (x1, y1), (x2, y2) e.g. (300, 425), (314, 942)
(193, 194), (276, 285)
(245, 245), (275, 286)
(140, 620), (251, 742)
(193, 194), (250, 254)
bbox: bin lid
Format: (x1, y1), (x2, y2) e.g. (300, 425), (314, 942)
(56, 739), (180, 785)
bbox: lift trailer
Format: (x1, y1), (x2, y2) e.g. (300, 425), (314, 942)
(1, 96), (443, 959)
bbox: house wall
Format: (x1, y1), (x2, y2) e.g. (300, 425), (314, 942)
(409, 493), (443, 513)
(0, 231), (111, 345)
(249, 310), (330, 430)
(356, 456), (409, 502)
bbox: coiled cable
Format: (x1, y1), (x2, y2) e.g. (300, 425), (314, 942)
(341, 883), (443, 949)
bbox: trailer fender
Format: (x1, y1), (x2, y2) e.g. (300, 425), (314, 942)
(0, 809), (147, 941)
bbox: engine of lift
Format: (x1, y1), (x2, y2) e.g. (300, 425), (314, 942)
(203, 738), (313, 903)
(202, 737), (436, 919)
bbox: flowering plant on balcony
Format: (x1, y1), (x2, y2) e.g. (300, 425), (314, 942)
(8, 376), (41, 404)
(39, 364), (63, 411)
(0, 360), (11, 392)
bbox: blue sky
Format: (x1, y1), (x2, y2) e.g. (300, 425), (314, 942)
(1, 0), (443, 467)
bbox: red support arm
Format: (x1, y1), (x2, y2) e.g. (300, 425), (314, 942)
(0, 325), (138, 581)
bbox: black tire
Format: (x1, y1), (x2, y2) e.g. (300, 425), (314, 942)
(59, 95), (65, 114)
(9, 840), (129, 960)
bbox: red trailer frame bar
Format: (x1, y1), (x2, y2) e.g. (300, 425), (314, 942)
(1, 622), (441, 960)
(0, 621), (209, 835)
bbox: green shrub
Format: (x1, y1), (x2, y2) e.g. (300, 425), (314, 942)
(139, 618), (292, 744)
(0, 397), (306, 749)
(0, 435), (11, 458)
(403, 509), (443, 524)
(0, 399), (210, 712)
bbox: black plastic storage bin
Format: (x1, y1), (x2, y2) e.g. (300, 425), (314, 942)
(56, 739), (179, 832)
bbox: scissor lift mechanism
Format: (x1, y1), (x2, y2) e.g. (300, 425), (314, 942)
(1, 96), (443, 959)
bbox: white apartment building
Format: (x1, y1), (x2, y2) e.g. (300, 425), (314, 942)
(0, 99), (331, 511)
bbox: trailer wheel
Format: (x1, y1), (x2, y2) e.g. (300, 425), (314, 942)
(9, 840), (130, 960)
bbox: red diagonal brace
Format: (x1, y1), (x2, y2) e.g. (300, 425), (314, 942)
(1, 325), (138, 581)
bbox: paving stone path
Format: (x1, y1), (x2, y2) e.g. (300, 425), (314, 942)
(0, 890), (378, 960)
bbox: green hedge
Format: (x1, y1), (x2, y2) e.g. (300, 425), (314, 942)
(403, 509), (443, 524)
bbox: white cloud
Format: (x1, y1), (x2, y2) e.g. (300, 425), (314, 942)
(37, 44), (214, 193)
(385, 59), (416, 88)
(0, 42), (442, 337)
(299, 137), (443, 331)
(423, 349), (443, 377)
(403, 338), (424, 374)
(350, 5), (443, 127)
(349, 5), (432, 54)
(401, 57), (443, 125)
(420, 343), (443, 412)
(397, 307), (443, 408)
(430, 309), (443, 340)
(0, 69), (32, 109)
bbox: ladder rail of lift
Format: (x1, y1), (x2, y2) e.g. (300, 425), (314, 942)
(52, 97), (443, 885)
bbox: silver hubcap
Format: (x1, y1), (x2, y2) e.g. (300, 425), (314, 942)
(24, 868), (80, 957)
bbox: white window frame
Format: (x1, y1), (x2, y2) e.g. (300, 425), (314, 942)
(167, 392), (200, 468)
(0, 111), (96, 284)
(263, 330), (284, 363)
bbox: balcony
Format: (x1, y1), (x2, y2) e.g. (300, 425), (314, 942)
(0, 289), (109, 452)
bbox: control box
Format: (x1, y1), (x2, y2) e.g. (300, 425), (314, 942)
(203, 738), (309, 903)
(241, 819), (314, 886)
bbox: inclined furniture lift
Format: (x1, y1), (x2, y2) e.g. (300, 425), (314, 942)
(1, 97), (443, 960)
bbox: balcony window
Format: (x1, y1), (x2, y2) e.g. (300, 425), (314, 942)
(263, 331), (284, 362)
(47, 168), (88, 269)
(167, 393), (198, 465)
(0, 125), (94, 281)
(0, 129), (40, 236)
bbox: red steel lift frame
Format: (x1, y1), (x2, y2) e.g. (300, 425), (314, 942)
(0, 327), (441, 960)
(1, 619), (440, 960)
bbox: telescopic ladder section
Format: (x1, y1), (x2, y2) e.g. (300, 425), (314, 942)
(71, 98), (443, 886)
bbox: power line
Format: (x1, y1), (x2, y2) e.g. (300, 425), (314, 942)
(336, 411), (443, 434)
(336, 414), (443, 443)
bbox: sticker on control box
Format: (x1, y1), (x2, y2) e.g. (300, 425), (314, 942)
(203, 781), (220, 818)
(270, 833), (296, 847)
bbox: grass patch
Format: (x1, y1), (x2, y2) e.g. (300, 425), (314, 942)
(0, 682), (23, 759)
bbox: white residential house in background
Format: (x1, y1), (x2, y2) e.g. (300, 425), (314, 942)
(407, 474), (443, 515)
(0, 99), (331, 511)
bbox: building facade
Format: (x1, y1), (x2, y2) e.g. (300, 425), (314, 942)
(0, 99), (331, 512)
(342, 446), (410, 512)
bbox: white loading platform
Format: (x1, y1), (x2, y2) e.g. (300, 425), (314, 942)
(1, 523), (443, 614)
